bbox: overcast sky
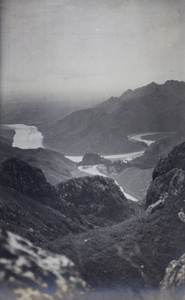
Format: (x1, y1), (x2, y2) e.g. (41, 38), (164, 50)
(1, 0), (185, 103)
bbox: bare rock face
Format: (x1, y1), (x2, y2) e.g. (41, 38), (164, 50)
(0, 229), (87, 300)
(0, 158), (85, 230)
(153, 141), (185, 180)
(56, 175), (136, 226)
(160, 252), (185, 298)
(145, 142), (185, 208)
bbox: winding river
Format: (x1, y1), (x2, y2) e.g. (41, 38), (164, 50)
(3, 124), (156, 158)
(128, 132), (158, 147)
(66, 132), (158, 163)
(66, 150), (144, 163)
(2, 124), (162, 201)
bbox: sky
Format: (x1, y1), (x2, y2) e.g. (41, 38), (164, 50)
(1, 0), (185, 103)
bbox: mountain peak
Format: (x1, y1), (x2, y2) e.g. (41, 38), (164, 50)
(149, 81), (157, 86)
(163, 79), (185, 88)
(120, 89), (133, 99)
(165, 79), (180, 84)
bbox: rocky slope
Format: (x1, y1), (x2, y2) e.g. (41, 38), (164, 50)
(45, 141), (185, 292)
(1, 229), (179, 300)
(0, 158), (88, 233)
(43, 80), (185, 155)
(0, 229), (87, 300)
(56, 176), (136, 226)
(78, 153), (110, 166)
(0, 158), (135, 240)
(145, 141), (185, 207)
(0, 184), (86, 246)
(160, 252), (185, 298)
(132, 132), (185, 169)
(1, 138), (185, 297)
(0, 140), (77, 184)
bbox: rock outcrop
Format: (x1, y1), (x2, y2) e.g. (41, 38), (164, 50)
(153, 141), (185, 180)
(78, 153), (110, 166)
(0, 157), (54, 201)
(0, 229), (87, 300)
(160, 252), (185, 298)
(145, 141), (185, 208)
(0, 184), (86, 247)
(132, 133), (184, 169)
(0, 158), (135, 246)
(0, 140), (76, 184)
(56, 176), (136, 226)
(0, 158), (84, 227)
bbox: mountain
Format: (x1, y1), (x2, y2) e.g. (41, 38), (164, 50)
(78, 152), (110, 166)
(0, 158), (85, 229)
(1, 134), (185, 296)
(56, 176), (136, 226)
(0, 140), (80, 184)
(145, 141), (185, 208)
(0, 183), (86, 246)
(43, 80), (185, 155)
(0, 158), (135, 241)
(132, 131), (185, 169)
(45, 141), (185, 291)
(1, 99), (89, 126)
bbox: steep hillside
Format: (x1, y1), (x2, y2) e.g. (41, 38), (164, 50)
(115, 167), (153, 201)
(132, 131), (185, 169)
(43, 80), (185, 155)
(0, 184), (85, 246)
(1, 136), (185, 296)
(0, 141), (79, 184)
(0, 158), (86, 227)
(56, 176), (136, 226)
(0, 158), (135, 234)
(46, 141), (185, 291)
(145, 141), (185, 207)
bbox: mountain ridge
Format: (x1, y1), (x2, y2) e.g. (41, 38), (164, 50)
(43, 80), (185, 155)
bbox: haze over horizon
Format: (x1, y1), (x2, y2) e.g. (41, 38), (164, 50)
(1, 0), (185, 104)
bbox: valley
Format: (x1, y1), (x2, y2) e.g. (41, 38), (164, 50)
(1, 80), (185, 299)
(1, 0), (185, 296)
(1, 122), (167, 200)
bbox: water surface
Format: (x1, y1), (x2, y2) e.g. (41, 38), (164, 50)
(3, 124), (44, 149)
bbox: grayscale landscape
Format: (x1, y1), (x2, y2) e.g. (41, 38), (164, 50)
(0, 0), (185, 299)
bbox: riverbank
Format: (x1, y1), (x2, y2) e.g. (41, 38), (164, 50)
(66, 150), (145, 163)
